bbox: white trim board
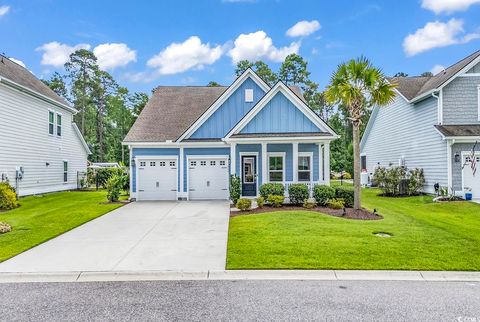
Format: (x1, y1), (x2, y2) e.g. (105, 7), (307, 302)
(266, 152), (286, 183)
(176, 69), (270, 142)
(225, 82), (339, 139)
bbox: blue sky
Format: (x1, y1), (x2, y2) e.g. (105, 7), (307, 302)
(1, 0), (480, 94)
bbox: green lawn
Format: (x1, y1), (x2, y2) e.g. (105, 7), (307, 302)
(227, 188), (480, 270)
(0, 190), (124, 262)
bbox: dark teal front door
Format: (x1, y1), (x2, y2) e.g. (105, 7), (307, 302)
(241, 155), (257, 196)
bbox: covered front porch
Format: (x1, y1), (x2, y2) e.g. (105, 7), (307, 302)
(226, 135), (332, 198)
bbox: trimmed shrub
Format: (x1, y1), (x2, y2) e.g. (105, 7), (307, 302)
(374, 166), (425, 196)
(236, 198), (252, 211)
(408, 168), (425, 196)
(313, 185), (336, 206)
(255, 196), (265, 208)
(106, 175), (122, 202)
(342, 172), (352, 180)
(327, 198), (345, 209)
(335, 186), (354, 208)
(0, 182), (18, 210)
(229, 175), (241, 204)
(259, 183), (284, 200)
(88, 167), (125, 189)
(303, 199), (317, 209)
(267, 194), (284, 208)
(288, 184), (309, 205)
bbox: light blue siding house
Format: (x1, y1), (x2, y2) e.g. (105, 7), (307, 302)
(123, 69), (338, 200)
(361, 50), (480, 199)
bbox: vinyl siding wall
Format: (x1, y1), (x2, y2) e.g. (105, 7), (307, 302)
(442, 75), (480, 124)
(451, 143), (477, 192)
(0, 83), (88, 196)
(361, 95), (448, 192)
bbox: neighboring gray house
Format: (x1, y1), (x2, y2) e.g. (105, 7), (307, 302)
(0, 55), (91, 196)
(361, 50), (480, 199)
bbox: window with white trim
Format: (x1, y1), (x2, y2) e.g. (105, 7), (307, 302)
(140, 161), (146, 167)
(48, 111), (54, 135)
(190, 161), (197, 167)
(200, 161), (207, 166)
(245, 89), (254, 102)
(169, 161), (176, 167)
(210, 160), (216, 166)
(268, 154), (284, 182)
(150, 161), (156, 166)
(56, 113), (62, 137)
(220, 160), (226, 166)
(159, 161), (166, 166)
(298, 154), (312, 181)
(63, 161), (68, 182)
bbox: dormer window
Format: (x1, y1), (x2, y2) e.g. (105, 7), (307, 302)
(245, 89), (254, 102)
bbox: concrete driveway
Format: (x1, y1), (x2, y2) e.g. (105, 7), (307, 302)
(0, 201), (230, 273)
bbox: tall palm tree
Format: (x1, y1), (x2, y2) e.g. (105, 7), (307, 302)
(325, 57), (396, 209)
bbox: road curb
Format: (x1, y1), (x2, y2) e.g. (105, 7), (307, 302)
(1, 270), (480, 283)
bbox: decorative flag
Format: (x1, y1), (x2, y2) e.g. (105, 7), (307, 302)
(470, 142), (477, 176)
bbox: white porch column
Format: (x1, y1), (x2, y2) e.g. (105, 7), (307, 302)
(292, 142), (299, 182)
(323, 142), (330, 185)
(261, 142), (267, 185)
(447, 139), (453, 192)
(318, 143), (323, 183)
(179, 147), (184, 196)
(230, 143), (236, 176)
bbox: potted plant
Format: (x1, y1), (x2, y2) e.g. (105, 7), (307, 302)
(465, 187), (473, 201)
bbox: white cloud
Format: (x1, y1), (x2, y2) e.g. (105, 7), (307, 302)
(403, 19), (480, 56)
(286, 20), (321, 37)
(8, 57), (26, 68)
(147, 36), (223, 75)
(36, 41), (91, 68)
(431, 64), (446, 75)
(0, 5), (10, 17)
(421, 0), (480, 14)
(93, 43), (136, 70)
(228, 31), (300, 63)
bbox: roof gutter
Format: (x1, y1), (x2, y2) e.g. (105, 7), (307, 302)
(0, 76), (77, 114)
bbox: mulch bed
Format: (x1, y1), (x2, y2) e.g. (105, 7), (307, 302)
(99, 200), (131, 205)
(231, 205), (383, 220)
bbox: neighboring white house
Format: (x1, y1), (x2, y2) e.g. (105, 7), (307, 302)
(361, 50), (480, 199)
(0, 55), (91, 196)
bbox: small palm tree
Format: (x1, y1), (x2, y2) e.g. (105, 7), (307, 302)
(325, 57), (396, 209)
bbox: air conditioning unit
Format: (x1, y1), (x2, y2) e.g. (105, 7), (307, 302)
(361, 171), (369, 187)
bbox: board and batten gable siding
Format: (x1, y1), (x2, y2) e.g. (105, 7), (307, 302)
(240, 92), (321, 134)
(361, 95), (448, 193)
(190, 77), (266, 139)
(0, 83), (88, 196)
(442, 75), (480, 124)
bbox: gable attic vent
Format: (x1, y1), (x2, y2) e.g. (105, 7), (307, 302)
(245, 89), (254, 102)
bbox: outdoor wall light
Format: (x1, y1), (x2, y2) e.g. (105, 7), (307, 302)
(131, 158), (136, 167)
(454, 152), (460, 163)
(45, 162), (50, 167)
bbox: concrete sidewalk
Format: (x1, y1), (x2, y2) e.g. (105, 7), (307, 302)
(1, 270), (480, 283)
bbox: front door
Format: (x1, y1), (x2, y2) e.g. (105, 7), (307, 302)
(242, 155), (257, 196)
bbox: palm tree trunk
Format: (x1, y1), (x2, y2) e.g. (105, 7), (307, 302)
(352, 121), (361, 209)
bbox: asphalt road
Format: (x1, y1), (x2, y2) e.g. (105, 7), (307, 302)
(1, 280), (479, 321)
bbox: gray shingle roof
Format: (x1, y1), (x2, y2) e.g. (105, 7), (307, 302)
(391, 50), (480, 101)
(434, 124), (480, 137)
(0, 55), (70, 107)
(123, 83), (307, 143)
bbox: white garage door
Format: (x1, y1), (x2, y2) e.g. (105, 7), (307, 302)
(188, 157), (229, 200)
(137, 158), (177, 200)
(463, 154), (480, 199)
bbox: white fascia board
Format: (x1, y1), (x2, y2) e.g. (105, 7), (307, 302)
(72, 123), (92, 154)
(124, 141), (229, 148)
(410, 55), (480, 104)
(0, 76), (76, 113)
(223, 136), (337, 143)
(225, 82), (339, 139)
(176, 69), (271, 142)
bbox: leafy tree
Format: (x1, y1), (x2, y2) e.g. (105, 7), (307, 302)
(278, 53), (310, 86)
(421, 71), (433, 77)
(234, 60), (254, 76)
(325, 56), (396, 209)
(207, 81), (221, 87)
(42, 72), (69, 100)
(393, 72), (408, 77)
(130, 92), (149, 118)
(64, 49), (98, 135)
